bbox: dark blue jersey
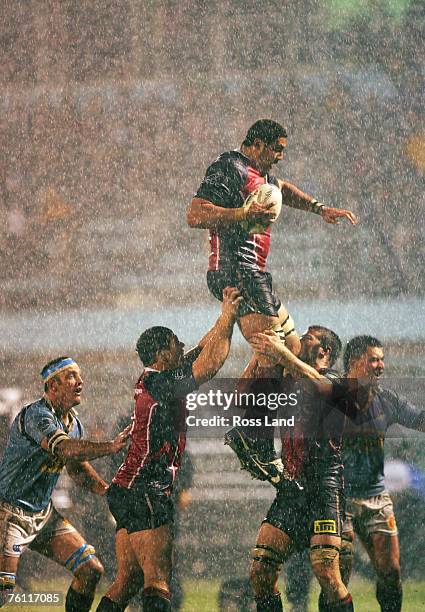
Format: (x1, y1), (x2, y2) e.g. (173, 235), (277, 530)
(339, 386), (424, 497)
(0, 397), (83, 512)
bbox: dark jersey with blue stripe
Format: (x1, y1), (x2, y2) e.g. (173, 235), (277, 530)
(339, 386), (425, 498)
(0, 397), (84, 512)
(195, 150), (279, 272)
(279, 370), (346, 485)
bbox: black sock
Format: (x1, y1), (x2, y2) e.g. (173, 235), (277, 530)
(319, 590), (328, 611)
(142, 587), (171, 611)
(319, 593), (354, 611)
(96, 596), (125, 612)
(376, 580), (402, 612)
(255, 592), (283, 612)
(328, 593), (354, 611)
(65, 587), (94, 612)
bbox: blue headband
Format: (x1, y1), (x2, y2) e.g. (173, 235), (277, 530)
(41, 358), (77, 382)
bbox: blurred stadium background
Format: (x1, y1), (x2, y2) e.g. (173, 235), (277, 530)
(0, 1), (424, 609)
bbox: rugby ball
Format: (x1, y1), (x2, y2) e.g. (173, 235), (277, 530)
(242, 183), (282, 234)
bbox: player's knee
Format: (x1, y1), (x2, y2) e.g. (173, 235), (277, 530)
(250, 545), (282, 595)
(375, 559), (401, 583)
(77, 556), (104, 586)
(250, 561), (275, 596)
(340, 536), (354, 584)
(309, 545), (340, 582)
(66, 544), (103, 586)
(0, 572), (16, 608)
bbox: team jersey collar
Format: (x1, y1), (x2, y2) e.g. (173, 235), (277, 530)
(235, 148), (267, 177)
(43, 395), (78, 431)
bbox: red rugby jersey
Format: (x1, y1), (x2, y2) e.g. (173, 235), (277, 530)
(113, 363), (198, 494)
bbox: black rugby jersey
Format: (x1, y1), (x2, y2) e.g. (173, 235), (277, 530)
(278, 371), (346, 484)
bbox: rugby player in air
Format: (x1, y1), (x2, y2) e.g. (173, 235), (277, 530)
(0, 357), (130, 612)
(247, 327), (354, 612)
(321, 335), (425, 612)
(187, 119), (357, 366)
(96, 287), (241, 612)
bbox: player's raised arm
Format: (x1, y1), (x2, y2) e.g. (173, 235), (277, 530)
(192, 287), (242, 385)
(278, 179), (358, 225)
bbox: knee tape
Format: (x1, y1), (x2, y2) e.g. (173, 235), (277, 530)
(64, 543), (97, 574)
(340, 536), (354, 563)
(309, 544), (340, 568)
(0, 573), (15, 607)
(251, 544), (284, 569)
(273, 314), (295, 340)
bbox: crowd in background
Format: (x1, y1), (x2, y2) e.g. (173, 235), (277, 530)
(1, 0), (423, 310)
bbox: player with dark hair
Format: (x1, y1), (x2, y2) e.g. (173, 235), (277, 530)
(247, 327), (354, 612)
(0, 357), (130, 611)
(321, 335), (425, 612)
(96, 287), (241, 612)
(187, 118), (357, 364)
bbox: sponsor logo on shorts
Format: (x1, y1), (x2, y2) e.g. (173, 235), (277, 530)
(314, 520), (337, 534)
(12, 544), (21, 552)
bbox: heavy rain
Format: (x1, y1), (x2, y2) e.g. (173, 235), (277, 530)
(0, 1), (424, 611)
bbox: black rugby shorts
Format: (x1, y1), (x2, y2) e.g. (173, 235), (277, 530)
(207, 269), (281, 317)
(264, 473), (344, 549)
(107, 483), (174, 533)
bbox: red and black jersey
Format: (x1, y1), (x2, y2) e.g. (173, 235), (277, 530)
(112, 362), (198, 495)
(195, 150), (279, 272)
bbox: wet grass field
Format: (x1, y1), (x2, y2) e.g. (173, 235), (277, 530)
(182, 578), (425, 611)
(11, 577), (425, 611)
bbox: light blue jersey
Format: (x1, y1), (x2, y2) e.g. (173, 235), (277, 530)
(0, 397), (84, 512)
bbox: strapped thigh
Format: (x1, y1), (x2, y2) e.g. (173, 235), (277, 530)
(251, 544), (285, 570)
(309, 544), (340, 567)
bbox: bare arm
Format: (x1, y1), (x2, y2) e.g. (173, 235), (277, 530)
(249, 331), (333, 395)
(278, 179), (358, 225)
(187, 197), (274, 230)
(192, 287), (242, 385)
(66, 460), (109, 496)
(41, 425), (131, 461)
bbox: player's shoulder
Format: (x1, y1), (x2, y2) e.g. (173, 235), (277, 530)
(23, 397), (54, 419)
(319, 368), (341, 382)
(375, 385), (400, 408)
(143, 365), (192, 399)
(210, 150), (248, 174)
